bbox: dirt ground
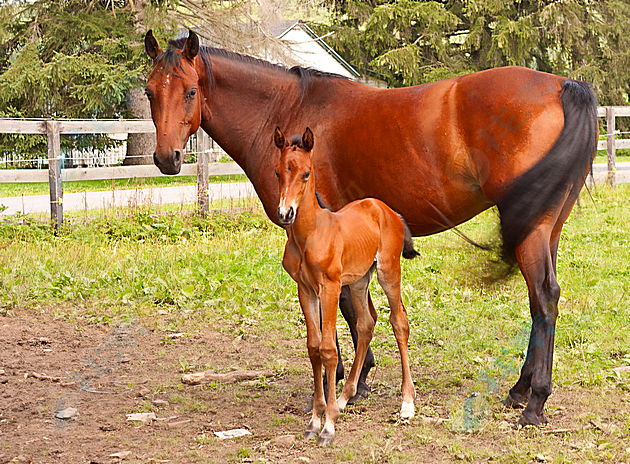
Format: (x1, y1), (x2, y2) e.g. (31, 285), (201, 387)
(1, 308), (629, 464)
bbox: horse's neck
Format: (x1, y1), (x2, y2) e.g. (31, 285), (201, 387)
(202, 55), (299, 173)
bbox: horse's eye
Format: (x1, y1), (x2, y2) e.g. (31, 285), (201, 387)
(186, 88), (197, 100)
(145, 89), (152, 100)
(302, 172), (310, 181)
(274, 170), (279, 178)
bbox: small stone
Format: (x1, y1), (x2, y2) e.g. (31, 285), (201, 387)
(126, 412), (156, 424)
(110, 451), (132, 459)
(152, 399), (169, 407)
(0, 369), (5, 375)
(136, 386), (151, 397)
(55, 407), (78, 419)
(271, 434), (296, 446)
(455, 454), (466, 461)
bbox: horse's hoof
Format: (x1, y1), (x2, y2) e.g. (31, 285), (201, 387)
(304, 431), (318, 440)
(317, 436), (333, 447)
(516, 409), (545, 428)
(303, 394), (314, 414)
(503, 391), (527, 409)
(347, 383), (370, 405)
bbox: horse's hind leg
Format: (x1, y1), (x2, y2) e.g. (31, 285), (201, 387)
(505, 206), (569, 427)
(376, 258), (415, 419)
(338, 267), (376, 411)
(339, 285), (375, 402)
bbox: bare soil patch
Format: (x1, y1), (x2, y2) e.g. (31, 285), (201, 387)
(1, 308), (629, 464)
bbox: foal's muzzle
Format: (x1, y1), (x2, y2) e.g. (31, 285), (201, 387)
(278, 206), (295, 225)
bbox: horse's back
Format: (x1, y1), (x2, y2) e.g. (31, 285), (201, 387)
(318, 66), (569, 233)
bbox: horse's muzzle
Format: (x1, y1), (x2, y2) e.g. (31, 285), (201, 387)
(278, 206), (295, 225)
(153, 150), (182, 175)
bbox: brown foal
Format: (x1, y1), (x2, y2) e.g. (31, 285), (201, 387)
(274, 127), (418, 445)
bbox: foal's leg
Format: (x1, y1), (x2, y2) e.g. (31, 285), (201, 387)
(377, 259), (415, 419)
(505, 207), (569, 427)
(338, 269), (376, 411)
(297, 285), (326, 439)
(339, 286), (376, 402)
(318, 281), (342, 446)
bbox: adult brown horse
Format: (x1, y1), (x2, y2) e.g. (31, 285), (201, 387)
(143, 29), (597, 427)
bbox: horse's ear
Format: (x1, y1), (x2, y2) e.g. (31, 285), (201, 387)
(274, 127), (286, 149)
(303, 127), (314, 152)
(183, 30), (199, 61)
(145, 30), (163, 60)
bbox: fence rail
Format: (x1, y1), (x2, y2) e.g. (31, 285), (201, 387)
(0, 107), (629, 226)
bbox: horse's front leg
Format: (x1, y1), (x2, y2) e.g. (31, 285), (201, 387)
(297, 285), (325, 439)
(339, 285), (375, 402)
(318, 281), (342, 446)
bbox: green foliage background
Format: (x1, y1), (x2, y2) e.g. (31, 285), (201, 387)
(0, 0), (177, 162)
(312, 0), (630, 105)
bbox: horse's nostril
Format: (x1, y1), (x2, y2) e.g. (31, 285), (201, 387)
(173, 149), (182, 165)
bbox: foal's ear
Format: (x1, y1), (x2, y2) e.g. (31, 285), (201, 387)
(302, 127), (314, 152)
(145, 30), (163, 60)
(274, 127), (286, 149)
(183, 30), (200, 61)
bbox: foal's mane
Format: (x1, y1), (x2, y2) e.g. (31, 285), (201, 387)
(158, 36), (348, 99)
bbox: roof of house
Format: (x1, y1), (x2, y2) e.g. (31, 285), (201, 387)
(276, 20), (360, 78)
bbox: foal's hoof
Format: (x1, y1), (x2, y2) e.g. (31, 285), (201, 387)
(317, 436), (333, 447)
(347, 383), (370, 405)
(304, 431), (318, 440)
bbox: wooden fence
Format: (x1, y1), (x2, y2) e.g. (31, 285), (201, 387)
(0, 119), (244, 227)
(0, 107), (629, 226)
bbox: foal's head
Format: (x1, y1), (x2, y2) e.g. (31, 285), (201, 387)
(274, 127), (315, 226)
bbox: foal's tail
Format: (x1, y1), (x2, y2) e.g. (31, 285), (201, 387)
(497, 79), (598, 263)
(396, 213), (420, 260)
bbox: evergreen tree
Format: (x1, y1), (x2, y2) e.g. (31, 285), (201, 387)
(312, 0), (630, 105)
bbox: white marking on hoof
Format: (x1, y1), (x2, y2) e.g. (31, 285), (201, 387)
(400, 401), (415, 420)
(337, 396), (348, 412)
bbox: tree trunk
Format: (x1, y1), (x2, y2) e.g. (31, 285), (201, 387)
(122, 86), (155, 166)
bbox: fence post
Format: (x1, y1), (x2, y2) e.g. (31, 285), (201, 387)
(196, 129), (209, 216)
(606, 106), (616, 188)
(46, 121), (63, 228)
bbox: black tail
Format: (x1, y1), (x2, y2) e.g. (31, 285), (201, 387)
(397, 213), (420, 260)
(497, 80), (598, 263)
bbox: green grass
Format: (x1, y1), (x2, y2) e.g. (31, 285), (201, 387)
(1, 184), (629, 384)
(0, 184), (629, 462)
(0, 173), (248, 197)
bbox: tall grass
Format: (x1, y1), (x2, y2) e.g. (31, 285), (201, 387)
(0, 184), (628, 395)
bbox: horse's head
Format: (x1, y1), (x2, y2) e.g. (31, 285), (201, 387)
(274, 127), (315, 225)
(144, 30), (205, 175)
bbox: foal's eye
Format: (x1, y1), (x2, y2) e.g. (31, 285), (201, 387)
(186, 88), (197, 100)
(302, 172), (311, 181)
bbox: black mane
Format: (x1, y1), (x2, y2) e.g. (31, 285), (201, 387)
(158, 36), (348, 99)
